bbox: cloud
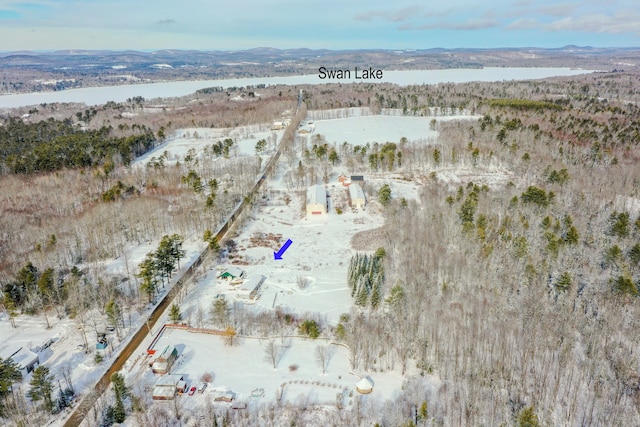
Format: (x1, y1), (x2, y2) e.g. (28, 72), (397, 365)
(537, 2), (580, 17)
(506, 18), (540, 30)
(157, 19), (176, 25)
(506, 9), (640, 35)
(401, 18), (498, 31)
(355, 5), (422, 23)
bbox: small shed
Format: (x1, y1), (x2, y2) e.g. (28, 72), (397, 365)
(349, 183), (366, 209)
(219, 267), (246, 281)
(151, 345), (179, 374)
(306, 184), (327, 216)
(214, 390), (236, 402)
(356, 377), (373, 394)
(238, 275), (266, 300)
(338, 174), (351, 187)
(350, 175), (364, 186)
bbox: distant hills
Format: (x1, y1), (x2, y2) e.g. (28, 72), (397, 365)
(0, 46), (637, 94)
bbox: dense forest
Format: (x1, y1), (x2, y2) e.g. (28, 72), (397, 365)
(0, 117), (156, 173)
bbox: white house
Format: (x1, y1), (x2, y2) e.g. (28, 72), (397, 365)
(9, 347), (39, 375)
(349, 183), (366, 209)
(306, 184), (327, 216)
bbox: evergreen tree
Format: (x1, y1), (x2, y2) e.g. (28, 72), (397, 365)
(629, 243), (640, 266)
(169, 303), (182, 323)
(110, 372), (128, 423)
(555, 272), (572, 292)
(28, 365), (55, 412)
(370, 280), (381, 309)
(136, 254), (158, 302)
(378, 184), (392, 206)
(432, 148), (441, 165)
(609, 211), (630, 238)
(517, 406), (540, 427)
(611, 275), (638, 297)
(0, 357), (21, 416)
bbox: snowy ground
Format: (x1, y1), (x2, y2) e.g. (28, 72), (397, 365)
(4, 110), (481, 423)
(134, 124), (282, 167)
(130, 327), (406, 412)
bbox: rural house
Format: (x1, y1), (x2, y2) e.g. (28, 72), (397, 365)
(151, 344), (179, 374)
(306, 184), (327, 216)
(7, 347), (39, 375)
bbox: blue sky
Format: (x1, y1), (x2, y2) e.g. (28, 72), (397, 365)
(0, 0), (638, 51)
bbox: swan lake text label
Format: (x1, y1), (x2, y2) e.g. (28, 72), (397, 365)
(318, 66), (383, 80)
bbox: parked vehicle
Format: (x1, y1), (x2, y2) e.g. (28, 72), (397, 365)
(188, 386), (197, 396)
(198, 382), (208, 393)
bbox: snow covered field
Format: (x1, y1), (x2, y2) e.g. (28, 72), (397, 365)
(132, 327), (405, 410)
(134, 124), (281, 167)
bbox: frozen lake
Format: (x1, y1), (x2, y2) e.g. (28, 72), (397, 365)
(0, 67), (594, 109)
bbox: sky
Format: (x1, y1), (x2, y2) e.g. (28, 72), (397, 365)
(0, 0), (638, 51)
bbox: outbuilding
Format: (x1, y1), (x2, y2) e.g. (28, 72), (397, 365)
(151, 345), (179, 374)
(238, 275), (266, 300)
(349, 183), (366, 209)
(306, 184), (327, 216)
(356, 377), (373, 394)
(219, 267), (246, 282)
(152, 374), (184, 400)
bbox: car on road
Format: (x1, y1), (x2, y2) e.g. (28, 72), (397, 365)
(188, 386), (197, 396)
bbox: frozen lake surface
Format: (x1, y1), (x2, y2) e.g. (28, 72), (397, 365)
(0, 67), (594, 109)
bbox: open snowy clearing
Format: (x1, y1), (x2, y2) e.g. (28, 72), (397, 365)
(131, 327), (406, 411)
(134, 124), (282, 168)
(306, 111), (479, 147)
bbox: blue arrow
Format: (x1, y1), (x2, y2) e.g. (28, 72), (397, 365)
(274, 238), (293, 260)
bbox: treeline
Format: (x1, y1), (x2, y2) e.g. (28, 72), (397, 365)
(0, 117), (156, 174)
(487, 98), (564, 111)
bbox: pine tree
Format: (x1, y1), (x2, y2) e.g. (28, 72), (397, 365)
(0, 357), (21, 416)
(609, 211), (630, 238)
(517, 406), (540, 427)
(136, 254), (158, 302)
(378, 184), (392, 206)
(169, 303), (182, 323)
(110, 373), (128, 423)
(356, 280), (368, 306)
(29, 365), (55, 412)
(628, 243), (640, 266)
(370, 281), (381, 309)
(611, 275), (638, 297)
(555, 272), (572, 292)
